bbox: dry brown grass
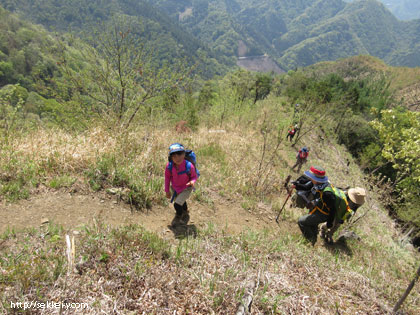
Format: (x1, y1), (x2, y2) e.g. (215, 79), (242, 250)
(1, 218), (418, 314)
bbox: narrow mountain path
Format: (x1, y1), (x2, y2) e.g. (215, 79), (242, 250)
(0, 192), (284, 239)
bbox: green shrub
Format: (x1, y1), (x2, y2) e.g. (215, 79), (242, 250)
(337, 115), (377, 158)
(48, 175), (76, 189)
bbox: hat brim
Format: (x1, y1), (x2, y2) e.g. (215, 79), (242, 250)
(304, 170), (329, 183)
(169, 148), (185, 154)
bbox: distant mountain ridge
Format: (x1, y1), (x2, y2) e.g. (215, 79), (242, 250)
(345, 0), (420, 21)
(1, 0), (420, 71)
(152, 0), (420, 69)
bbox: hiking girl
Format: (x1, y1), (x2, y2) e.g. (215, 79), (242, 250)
(165, 143), (198, 226)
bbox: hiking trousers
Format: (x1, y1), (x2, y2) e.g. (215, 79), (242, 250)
(172, 187), (193, 206)
(298, 211), (329, 244)
(292, 158), (306, 173)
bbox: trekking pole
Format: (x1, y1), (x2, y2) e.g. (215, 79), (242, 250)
(276, 187), (294, 223)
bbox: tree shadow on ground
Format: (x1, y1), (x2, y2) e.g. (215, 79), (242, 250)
(323, 238), (354, 257)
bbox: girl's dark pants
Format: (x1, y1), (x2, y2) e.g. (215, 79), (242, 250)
(174, 202), (188, 216)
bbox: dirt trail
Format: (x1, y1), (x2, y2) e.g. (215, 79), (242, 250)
(0, 192), (280, 239)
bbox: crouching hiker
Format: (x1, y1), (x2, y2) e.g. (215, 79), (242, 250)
(296, 166), (335, 245)
(165, 143), (198, 227)
(320, 187), (366, 243)
(291, 146), (309, 173)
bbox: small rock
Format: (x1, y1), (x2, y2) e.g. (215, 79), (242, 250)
(100, 200), (105, 203)
(41, 218), (49, 225)
(107, 188), (122, 195)
(73, 231), (80, 235)
(337, 230), (360, 242)
(245, 219), (249, 222)
(112, 201), (118, 204)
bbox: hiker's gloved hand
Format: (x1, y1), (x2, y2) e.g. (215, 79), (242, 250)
(186, 181), (195, 188)
(326, 234), (333, 244)
(166, 191), (171, 199)
(306, 200), (315, 210)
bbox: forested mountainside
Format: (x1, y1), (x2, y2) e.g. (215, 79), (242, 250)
(0, 6), (77, 122)
(0, 0), (230, 77)
(345, 0), (420, 21)
(153, 0), (420, 69)
(2, 0), (420, 70)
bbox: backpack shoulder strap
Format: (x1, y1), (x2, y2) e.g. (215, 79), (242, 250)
(177, 160), (192, 176)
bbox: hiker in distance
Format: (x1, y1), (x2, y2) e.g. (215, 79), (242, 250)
(291, 146), (309, 173)
(286, 124), (298, 142)
(293, 103), (300, 118)
(165, 143), (198, 227)
(295, 166), (335, 245)
(320, 187), (367, 243)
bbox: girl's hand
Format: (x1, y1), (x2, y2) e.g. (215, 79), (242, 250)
(166, 191), (171, 199)
(186, 181), (195, 188)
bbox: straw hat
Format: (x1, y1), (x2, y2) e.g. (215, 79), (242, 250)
(348, 187), (366, 205)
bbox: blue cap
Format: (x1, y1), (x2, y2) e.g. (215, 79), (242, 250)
(169, 143), (185, 154)
(302, 147), (308, 152)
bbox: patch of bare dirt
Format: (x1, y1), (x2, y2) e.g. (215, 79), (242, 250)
(179, 7), (193, 21)
(0, 192), (282, 238)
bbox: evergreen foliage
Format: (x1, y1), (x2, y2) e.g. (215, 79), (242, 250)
(0, 0), (230, 77)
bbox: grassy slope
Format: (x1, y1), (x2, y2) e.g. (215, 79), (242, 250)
(0, 96), (419, 313)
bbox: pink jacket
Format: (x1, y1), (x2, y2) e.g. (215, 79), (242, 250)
(165, 160), (198, 194)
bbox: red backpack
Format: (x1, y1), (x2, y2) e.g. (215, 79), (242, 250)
(299, 150), (308, 159)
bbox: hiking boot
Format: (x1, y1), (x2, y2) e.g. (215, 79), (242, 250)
(320, 228), (327, 239)
(320, 229), (333, 244)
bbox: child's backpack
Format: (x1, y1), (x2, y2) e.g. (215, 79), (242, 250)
(184, 150), (200, 177)
(167, 144), (200, 178)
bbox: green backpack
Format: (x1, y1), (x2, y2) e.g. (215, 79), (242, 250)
(323, 185), (352, 221)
